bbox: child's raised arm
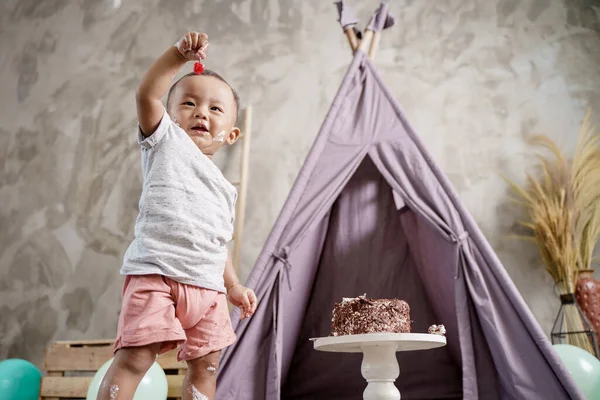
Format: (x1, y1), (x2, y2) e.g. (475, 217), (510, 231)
(136, 31), (208, 137)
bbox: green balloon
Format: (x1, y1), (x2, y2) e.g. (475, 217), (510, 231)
(0, 358), (42, 400)
(553, 344), (600, 399)
(86, 358), (168, 400)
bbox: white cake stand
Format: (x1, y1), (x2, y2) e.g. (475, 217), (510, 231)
(311, 333), (446, 400)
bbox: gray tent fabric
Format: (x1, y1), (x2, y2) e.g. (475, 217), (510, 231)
(216, 8), (584, 400)
(335, 0), (360, 39)
(366, 1), (394, 32)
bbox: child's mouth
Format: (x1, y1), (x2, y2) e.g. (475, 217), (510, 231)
(190, 125), (210, 135)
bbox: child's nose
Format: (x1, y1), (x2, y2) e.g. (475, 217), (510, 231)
(194, 108), (208, 119)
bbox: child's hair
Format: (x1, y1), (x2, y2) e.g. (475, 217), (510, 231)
(166, 69), (240, 123)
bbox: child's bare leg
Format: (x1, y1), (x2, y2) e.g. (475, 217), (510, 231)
(97, 343), (161, 400)
(182, 350), (221, 400)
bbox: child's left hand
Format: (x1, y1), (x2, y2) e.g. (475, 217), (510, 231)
(227, 284), (258, 320)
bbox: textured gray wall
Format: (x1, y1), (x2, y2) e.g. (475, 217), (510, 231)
(1, 0), (599, 367)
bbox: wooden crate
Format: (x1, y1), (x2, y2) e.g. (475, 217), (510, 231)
(40, 339), (187, 400)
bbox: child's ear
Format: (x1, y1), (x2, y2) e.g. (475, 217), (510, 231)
(226, 127), (241, 145)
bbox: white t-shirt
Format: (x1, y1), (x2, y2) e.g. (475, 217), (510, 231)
(120, 108), (237, 293)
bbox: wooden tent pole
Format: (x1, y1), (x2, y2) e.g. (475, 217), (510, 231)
(368, 30), (381, 60)
(359, 29), (374, 54)
(344, 27), (359, 52)
(232, 106), (252, 275)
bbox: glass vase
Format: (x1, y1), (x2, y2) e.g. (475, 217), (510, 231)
(551, 293), (599, 358)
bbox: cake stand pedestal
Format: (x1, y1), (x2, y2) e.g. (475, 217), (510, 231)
(311, 333), (446, 400)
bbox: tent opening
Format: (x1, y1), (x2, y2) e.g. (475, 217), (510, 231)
(281, 156), (463, 399)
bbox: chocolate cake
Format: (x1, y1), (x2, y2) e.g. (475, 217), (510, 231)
(330, 295), (411, 336)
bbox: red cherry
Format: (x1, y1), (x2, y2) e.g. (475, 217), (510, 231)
(194, 62), (204, 74)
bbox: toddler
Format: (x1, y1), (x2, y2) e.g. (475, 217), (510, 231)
(98, 31), (257, 400)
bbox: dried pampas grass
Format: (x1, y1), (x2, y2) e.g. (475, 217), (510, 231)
(503, 110), (600, 354)
(505, 110), (600, 293)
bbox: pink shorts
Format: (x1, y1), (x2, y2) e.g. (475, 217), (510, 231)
(114, 275), (236, 361)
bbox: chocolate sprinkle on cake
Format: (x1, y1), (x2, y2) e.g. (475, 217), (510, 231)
(330, 295), (411, 336)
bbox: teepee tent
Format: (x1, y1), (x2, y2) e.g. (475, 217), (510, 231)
(217, 2), (584, 399)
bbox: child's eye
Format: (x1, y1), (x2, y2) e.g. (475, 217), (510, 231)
(182, 101), (195, 106)
(211, 106), (223, 112)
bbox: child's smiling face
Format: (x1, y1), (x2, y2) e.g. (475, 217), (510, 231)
(168, 74), (239, 157)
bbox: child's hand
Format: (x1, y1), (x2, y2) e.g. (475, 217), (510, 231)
(175, 31), (209, 62)
(227, 284), (258, 320)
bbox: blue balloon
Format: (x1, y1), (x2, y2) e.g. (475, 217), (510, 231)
(553, 344), (600, 399)
(0, 358), (42, 400)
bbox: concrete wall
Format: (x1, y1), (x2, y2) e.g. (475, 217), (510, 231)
(1, 0), (599, 366)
